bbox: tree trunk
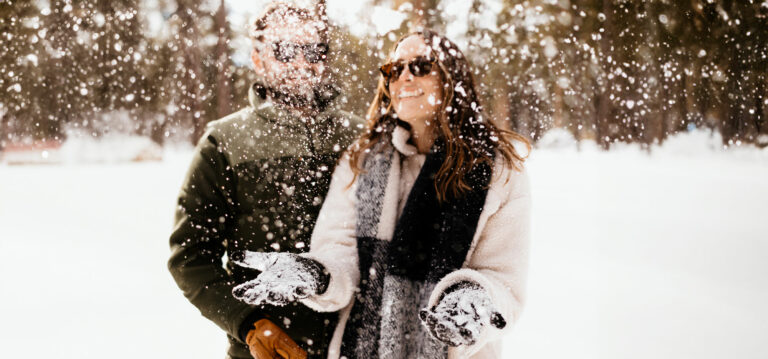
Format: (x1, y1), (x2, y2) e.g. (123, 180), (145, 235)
(641, 1), (664, 147)
(597, 0), (614, 149)
(490, 79), (511, 131)
(173, 1), (206, 144)
(214, 0), (233, 118)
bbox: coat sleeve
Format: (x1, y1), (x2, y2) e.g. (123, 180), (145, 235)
(299, 154), (360, 313)
(167, 131), (256, 342)
(427, 165), (532, 357)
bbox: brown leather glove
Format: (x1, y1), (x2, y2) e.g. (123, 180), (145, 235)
(245, 319), (307, 359)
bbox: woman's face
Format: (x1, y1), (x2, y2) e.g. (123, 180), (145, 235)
(388, 35), (444, 128)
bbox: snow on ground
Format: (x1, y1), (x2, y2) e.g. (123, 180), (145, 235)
(1, 133), (767, 359)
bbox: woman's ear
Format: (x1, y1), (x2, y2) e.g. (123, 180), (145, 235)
(251, 48), (265, 76)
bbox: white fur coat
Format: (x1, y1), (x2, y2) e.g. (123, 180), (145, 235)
(299, 128), (532, 358)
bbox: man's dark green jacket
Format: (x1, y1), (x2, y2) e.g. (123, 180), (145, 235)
(168, 83), (364, 359)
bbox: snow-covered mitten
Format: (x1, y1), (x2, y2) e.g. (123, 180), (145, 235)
(419, 281), (506, 347)
(231, 251), (329, 306)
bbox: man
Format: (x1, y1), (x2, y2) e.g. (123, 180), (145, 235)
(168, 3), (363, 358)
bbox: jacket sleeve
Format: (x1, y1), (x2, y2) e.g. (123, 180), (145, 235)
(167, 131), (256, 342)
(299, 154), (360, 312)
(427, 165), (532, 357)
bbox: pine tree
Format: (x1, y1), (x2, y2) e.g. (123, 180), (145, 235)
(0, 0), (46, 143)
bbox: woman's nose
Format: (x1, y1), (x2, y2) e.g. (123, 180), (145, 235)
(397, 66), (414, 82)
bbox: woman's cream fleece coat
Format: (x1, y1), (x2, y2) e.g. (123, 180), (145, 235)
(298, 127), (532, 358)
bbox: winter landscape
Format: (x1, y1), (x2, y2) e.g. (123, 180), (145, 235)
(2, 0), (768, 358)
(1, 130), (767, 359)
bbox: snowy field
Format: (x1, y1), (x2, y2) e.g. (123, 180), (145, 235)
(1, 131), (767, 359)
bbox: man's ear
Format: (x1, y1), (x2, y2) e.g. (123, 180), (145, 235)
(251, 48), (265, 76)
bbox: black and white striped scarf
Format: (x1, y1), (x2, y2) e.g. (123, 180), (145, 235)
(339, 137), (493, 358)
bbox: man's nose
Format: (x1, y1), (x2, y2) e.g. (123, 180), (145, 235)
(289, 52), (311, 68)
(292, 55), (308, 67)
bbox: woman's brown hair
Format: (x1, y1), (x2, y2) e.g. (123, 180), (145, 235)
(348, 29), (530, 201)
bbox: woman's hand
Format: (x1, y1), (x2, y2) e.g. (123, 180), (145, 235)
(419, 281), (506, 347)
(232, 251), (328, 306)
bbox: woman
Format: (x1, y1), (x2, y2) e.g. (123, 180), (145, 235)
(233, 29), (531, 359)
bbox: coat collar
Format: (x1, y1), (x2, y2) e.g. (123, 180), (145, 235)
(248, 82), (305, 128)
(247, 81), (340, 129)
(391, 124), (419, 156)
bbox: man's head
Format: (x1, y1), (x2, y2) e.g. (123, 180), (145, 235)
(249, 2), (329, 105)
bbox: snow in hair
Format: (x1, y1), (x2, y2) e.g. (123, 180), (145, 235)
(247, 1), (324, 42)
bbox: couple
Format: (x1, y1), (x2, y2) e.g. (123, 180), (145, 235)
(168, 2), (531, 359)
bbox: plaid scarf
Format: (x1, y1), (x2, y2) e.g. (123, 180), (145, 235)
(339, 137), (493, 358)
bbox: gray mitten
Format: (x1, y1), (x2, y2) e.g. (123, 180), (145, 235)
(231, 251), (329, 306)
(419, 281), (506, 347)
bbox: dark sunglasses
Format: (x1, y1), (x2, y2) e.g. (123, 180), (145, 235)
(379, 56), (437, 81)
(271, 42), (328, 63)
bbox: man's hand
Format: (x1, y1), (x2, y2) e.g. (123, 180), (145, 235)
(419, 281), (506, 347)
(232, 251), (328, 306)
(246, 318), (307, 359)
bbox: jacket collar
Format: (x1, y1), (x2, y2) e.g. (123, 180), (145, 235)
(391, 124), (419, 156)
(247, 81), (341, 128)
(247, 82), (306, 128)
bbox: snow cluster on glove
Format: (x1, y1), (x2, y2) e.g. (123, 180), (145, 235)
(419, 281), (506, 347)
(231, 251), (329, 306)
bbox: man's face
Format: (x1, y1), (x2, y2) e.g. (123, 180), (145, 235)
(251, 14), (326, 99)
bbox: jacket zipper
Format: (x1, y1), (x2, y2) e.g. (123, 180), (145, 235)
(302, 119), (317, 157)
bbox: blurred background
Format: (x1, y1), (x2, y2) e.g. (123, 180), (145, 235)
(1, 1), (767, 359)
(2, 0), (767, 152)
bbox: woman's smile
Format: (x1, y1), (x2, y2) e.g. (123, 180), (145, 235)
(398, 87), (424, 99)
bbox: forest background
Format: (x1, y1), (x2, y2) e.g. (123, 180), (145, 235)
(2, 0), (767, 151)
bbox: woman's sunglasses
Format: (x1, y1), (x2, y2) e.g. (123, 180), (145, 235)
(379, 56), (437, 81)
(271, 42), (328, 63)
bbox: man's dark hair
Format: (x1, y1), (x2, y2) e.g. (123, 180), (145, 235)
(249, 2), (328, 44)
